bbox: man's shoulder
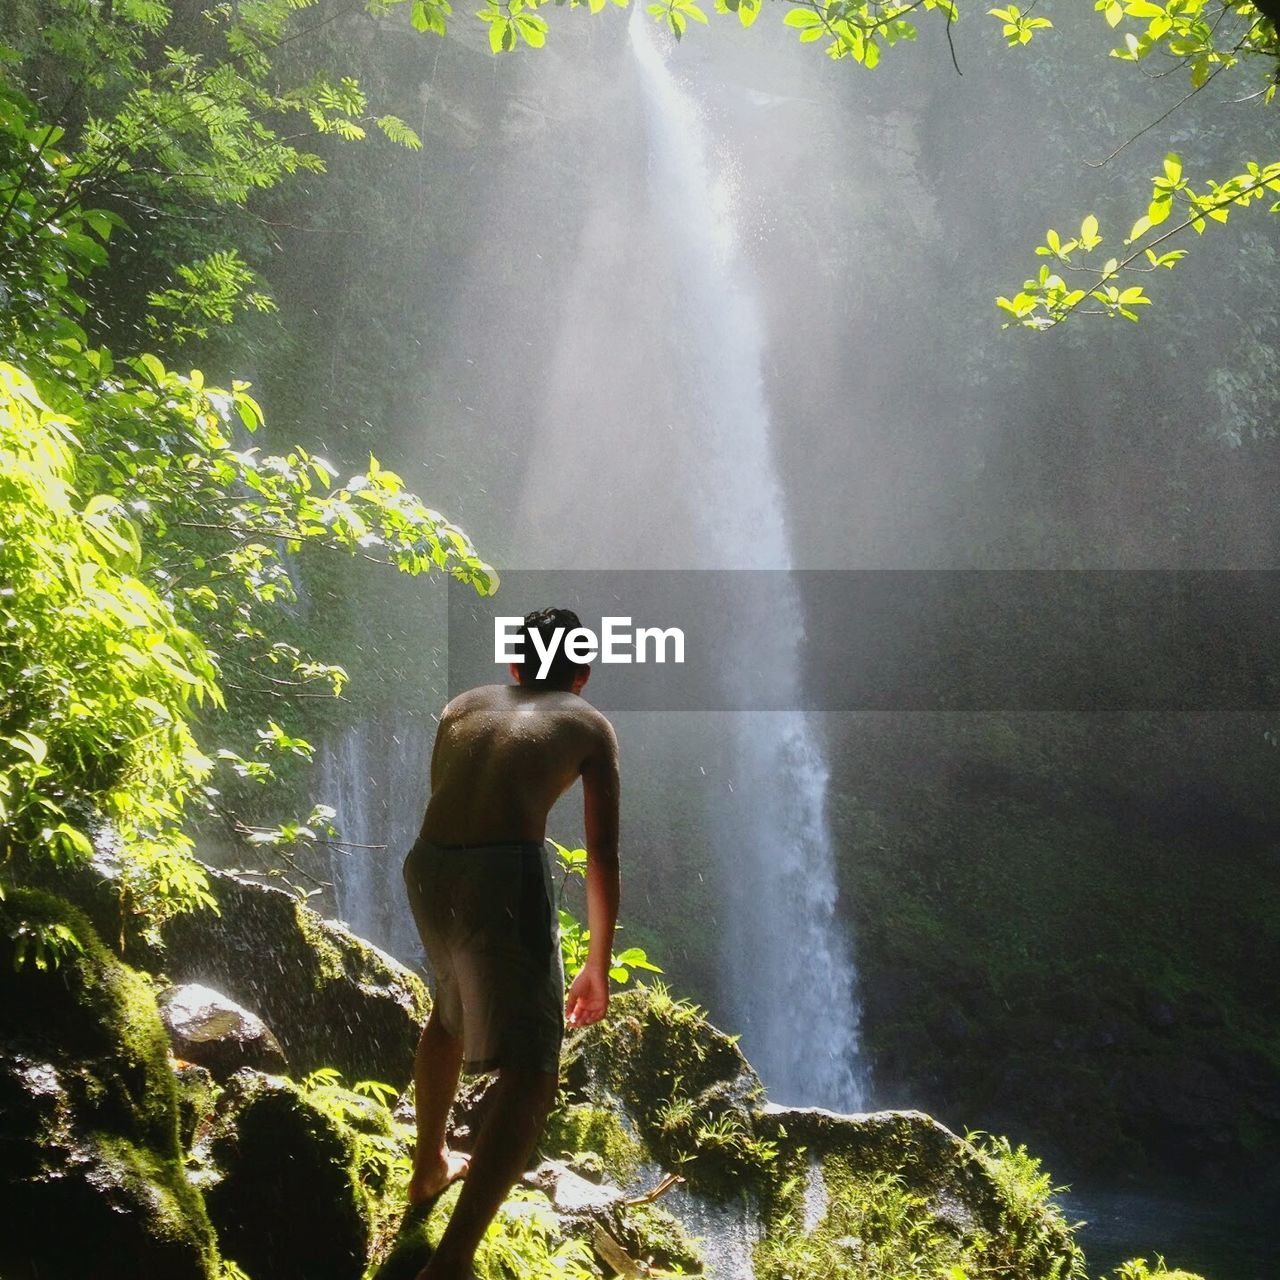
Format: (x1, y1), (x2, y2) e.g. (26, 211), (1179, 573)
(443, 683), (507, 716)
(568, 697), (616, 745)
(530, 690), (614, 740)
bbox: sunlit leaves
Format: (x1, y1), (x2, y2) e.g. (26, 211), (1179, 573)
(784, 7), (829, 41)
(987, 5), (1052, 47)
(551, 841), (662, 982)
(409, 0), (452, 34)
(999, 153), (1280, 329)
(646, 0), (708, 40)
(7, 917), (85, 971)
(145, 250), (277, 345)
(478, 0), (550, 50)
(1095, 0), (1124, 27)
(1, 324), (494, 920)
(1098, 0), (1272, 90)
(0, 360), (221, 913)
(715, 0), (761, 28)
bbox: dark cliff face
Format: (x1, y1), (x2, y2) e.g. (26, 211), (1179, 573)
(825, 712), (1280, 1195)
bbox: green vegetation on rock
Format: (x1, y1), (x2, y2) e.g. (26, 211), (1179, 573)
(203, 1070), (373, 1280)
(0, 888), (217, 1280)
(541, 1099), (644, 1183)
(578, 982), (773, 1194)
(162, 866), (429, 1089)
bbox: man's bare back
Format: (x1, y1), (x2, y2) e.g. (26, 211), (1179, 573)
(419, 683), (618, 846)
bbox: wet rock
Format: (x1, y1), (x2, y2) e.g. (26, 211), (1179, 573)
(758, 1106), (996, 1224)
(540, 1097), (644, 1183)
(173, 1060), (217, 1150)
(163, 866), (428, 1088)
(607, 1199), (704, 1275)
(161, 983), (287, 1079)
(202, 1070), (371, 1280)
(566, 1149), (607, 1182)
(523, 1157), (625, 1214)
(2, 838), (167, 972)
(0, 889), (217, 1280)
(444, 1071), (500, 1152)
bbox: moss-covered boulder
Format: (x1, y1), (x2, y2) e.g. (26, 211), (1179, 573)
(571, 983), (768, 1195)
(0, 889), (217, 1280)
(163, 866), (428, 1088)
(201, 1070), (372, 1280)
(753, 1106), (1083, 1279)
(541, 1098), (644, 1184)
(609, 1199), (704, 1275)
(548, 984), (1096, 1280)
(173, 1060), (218, 1150)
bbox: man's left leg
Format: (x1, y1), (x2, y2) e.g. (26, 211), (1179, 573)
(418, 1066), (558, 1280)
(408, 1009), (470, 1205)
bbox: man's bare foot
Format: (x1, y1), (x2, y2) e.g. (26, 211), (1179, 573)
(407, 1149), (470, 1206)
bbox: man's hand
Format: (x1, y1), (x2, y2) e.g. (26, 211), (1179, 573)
(565, 965), (609, 1028)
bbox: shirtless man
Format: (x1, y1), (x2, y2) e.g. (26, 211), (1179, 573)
(401, 606), (621, 1280)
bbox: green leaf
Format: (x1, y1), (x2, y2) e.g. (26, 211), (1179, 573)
(6, 730), (48, 766)
(136, 352), (167, 384)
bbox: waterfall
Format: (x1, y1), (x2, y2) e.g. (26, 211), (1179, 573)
(317, 709), (432, 964)
(629, 10), (865, 1110)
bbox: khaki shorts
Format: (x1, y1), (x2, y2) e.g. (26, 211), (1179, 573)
(403, 838), (564, 1076)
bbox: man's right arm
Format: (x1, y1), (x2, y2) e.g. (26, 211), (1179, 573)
(565, 717), (620, 1028)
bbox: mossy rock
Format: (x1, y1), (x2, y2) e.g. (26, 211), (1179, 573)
(0, 888), (217, 1280)
(753, 1106), (1083, 1280)
(174, 1060), (219, 1150)
(610, 1200), (704, 1274)
(541, 1100), (643, 1183)
(203, 1070), (372, 1280)
(576, 984), (768, 1196)
(162, 865), (428, 1088)
(2, 838), (167, 971)
(371, 1184), (598, 1280)
(370, 1200), (437, 1280)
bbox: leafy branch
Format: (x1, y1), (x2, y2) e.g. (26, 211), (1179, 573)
(999, 153), (1280, 328)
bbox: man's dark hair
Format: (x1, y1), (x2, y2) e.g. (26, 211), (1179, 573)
(519, 606), (586, 689)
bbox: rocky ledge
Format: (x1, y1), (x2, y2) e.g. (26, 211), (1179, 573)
(0, 861), (1210, 1280)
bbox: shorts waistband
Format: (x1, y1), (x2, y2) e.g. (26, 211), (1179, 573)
(417, 838), (547, 854)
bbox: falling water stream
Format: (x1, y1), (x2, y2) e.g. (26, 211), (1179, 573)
(318, 710), (431, 963)
(628, 7), (864, 1110)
